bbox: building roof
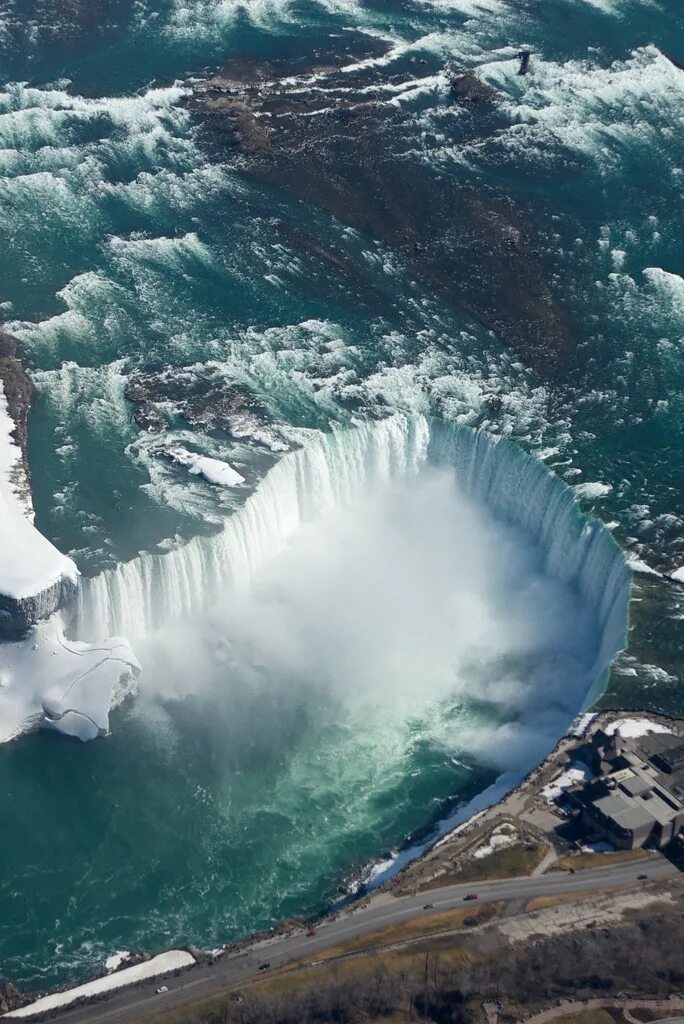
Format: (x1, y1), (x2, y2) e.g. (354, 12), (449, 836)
(653, 744), (684, 774)
(593, 793), (655, 832)
(619, 775), (652, 798)
(642, 791), (681, 826)
(637, 733), (684, 762)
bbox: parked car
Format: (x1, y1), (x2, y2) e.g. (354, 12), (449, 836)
(155, 986), (169, 994)
(306, 928), (317, 936)
(423, 903), (434, 910)
(258, 962), (271, 971)
(463, 893), (479, 901)
(637, 874), (648, 880)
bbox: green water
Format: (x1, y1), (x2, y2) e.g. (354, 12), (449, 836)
(0, 0), (682, 993)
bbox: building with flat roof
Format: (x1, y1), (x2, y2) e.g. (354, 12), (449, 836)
(567, 728), (684, 850)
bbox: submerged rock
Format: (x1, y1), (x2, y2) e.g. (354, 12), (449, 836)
(188, 44), (575, 378)
(125, 365), (288, 450)
(0, 980), (25, 1014)
(450, 69), (498, 105)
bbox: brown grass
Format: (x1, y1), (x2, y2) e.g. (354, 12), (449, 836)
(524, 889), (604, 912)
(418, 843), (546, 890)
(551, 850), (650, 872)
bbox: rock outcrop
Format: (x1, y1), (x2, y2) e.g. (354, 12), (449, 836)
(187, 46), (575, 379)
(0, 332), (77, 636)
(0, 331), (35, 513)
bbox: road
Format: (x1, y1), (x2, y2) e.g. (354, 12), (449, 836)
(523, 997), (684, 1024)
(12, 856), (678, 1024)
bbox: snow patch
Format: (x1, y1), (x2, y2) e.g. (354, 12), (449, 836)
(604, 717), (674, 738)
(0, 616), (140, 743)
(4, 950), (195, 1018)
(0, 380), (77, 603)
(166, 445), (245, 487)
(542, 761), (593, 803)
(579, 839), (615, 853)
(472, 823), (518, 859)
(569, 712), (597, 737)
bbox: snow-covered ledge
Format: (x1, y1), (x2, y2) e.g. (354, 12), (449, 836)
(0, 340), (78, 634)
(0, 619), (140, 742)
(0, 337), (140, 741)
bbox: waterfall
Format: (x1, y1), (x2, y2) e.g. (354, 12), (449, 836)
(73, 416), (630, 701)
(74, 416), (431, 641)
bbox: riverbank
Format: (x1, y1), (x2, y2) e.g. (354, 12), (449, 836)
(4, 710), (681, 1020)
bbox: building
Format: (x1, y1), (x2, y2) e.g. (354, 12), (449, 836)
(567, 728), (684, 850)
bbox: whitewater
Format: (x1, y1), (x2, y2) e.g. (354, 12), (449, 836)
(0, 0), (682, 995)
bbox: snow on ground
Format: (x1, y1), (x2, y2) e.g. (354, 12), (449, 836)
(604, 717), (675, 738)
(671, 566), (684, 583)
(579, 839), (614, 853)
(472, 823), (518, 859)
(364, 771), (521, 888)
(4, 950), (196, 1018)
(0, 381), (77, 602)
(569, 712), (596, 737)
(167, 445), (245, 487)
(0, 616), (140, 743)
(542, 761), (593, 803)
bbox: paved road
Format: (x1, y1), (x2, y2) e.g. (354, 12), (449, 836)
(14, 857), (678, 1024)
(524, 997), (684, 1024)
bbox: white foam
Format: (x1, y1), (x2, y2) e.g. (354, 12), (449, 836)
(643, 267), (684, 316)
(627, 556), (662, 577)
(574, 481), (612, 500)
(4, 950), (195, 1018)
(464, 45), (684, 175)
(104, 951), (130, 973)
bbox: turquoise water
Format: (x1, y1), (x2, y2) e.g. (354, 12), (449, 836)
(0, 0), (682, 992)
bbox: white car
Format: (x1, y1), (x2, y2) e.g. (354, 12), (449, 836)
(156, 985), (169, 994)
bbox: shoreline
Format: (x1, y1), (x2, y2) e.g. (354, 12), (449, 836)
(5, 706), (682, 1020)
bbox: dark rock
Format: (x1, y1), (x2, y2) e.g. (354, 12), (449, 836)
(0, 578), (77, 638)
(124, 366), (281, 444)
(187, 46), (574, 378)
(450, 70), (498, 105)
(0, 980), (25, 1014)
(0, 332), (77, 636)
(0, 330), (35, 508)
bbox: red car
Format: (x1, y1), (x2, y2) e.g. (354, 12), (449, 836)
(463, 893), (479, 901)
(306, 928), (317, 936)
